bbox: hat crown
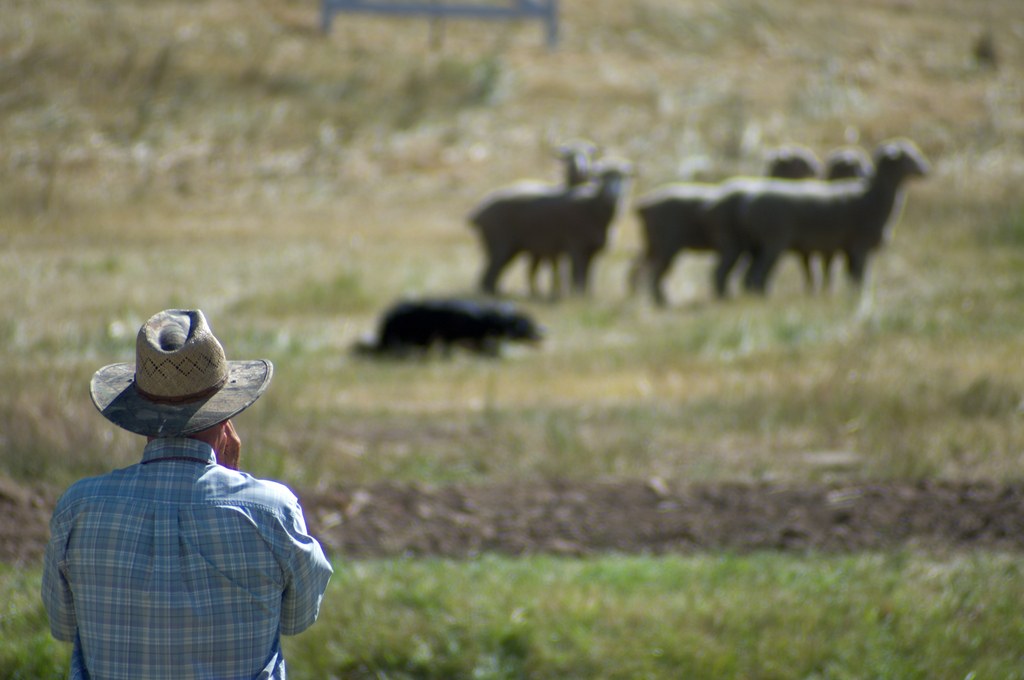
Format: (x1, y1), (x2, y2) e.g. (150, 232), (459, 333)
(135, 310), (228, 400)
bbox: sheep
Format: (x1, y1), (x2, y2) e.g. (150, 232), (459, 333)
(782, 145), (877, 290)
(631, 170), (804, 304)
(707, 138), (929, 296)
(767, 144), (877, 290)
(764, 145), (823, 180)
(469, 157), (633, 298)
(628, 181), (725, 306)
(764, 145), (832, 291)
(624, 147), (819, 307)
(557, 138), (599, 186)
(764, 145), (876, 292)
(824, 145), (874, 181)
(701, 176), (779, 297)
(526, 139), (599, 298)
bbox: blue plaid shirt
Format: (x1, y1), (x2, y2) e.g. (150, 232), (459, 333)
(42, 438), (333, 680)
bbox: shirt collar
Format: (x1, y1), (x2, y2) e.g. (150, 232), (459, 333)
(142, 438), (218, 466)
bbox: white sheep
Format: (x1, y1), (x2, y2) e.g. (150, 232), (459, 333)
(824, 145), (874, 181)
(469, 157), (633, 298)
(629, 182), (725, 306)
(525, 139), (600, 298)
(764, 145), (823, 180)
(706, 138), (929, 296)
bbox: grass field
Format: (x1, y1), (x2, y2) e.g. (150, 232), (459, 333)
(2, 0), (1024, 677)
(6, 552), (1024, 679)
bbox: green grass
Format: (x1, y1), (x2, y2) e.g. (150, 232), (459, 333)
(6, 553), (1024, 680)
(0, 567), (69, 680)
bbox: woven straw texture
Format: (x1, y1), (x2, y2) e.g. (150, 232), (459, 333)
(135, 310), (227, 398)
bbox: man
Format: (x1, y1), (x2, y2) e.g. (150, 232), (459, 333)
(42, 309), (333, 679)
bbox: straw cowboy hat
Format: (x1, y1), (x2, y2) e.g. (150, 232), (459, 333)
(90, 310), (273, 437)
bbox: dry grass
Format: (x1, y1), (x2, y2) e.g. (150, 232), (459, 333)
(2, 0), (1024, 491)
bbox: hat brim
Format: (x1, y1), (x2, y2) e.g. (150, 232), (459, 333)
(90, 360), (273, 437)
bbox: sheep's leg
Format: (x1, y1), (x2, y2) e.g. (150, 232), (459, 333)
(747, 246), (783, 294)
(647, 255), (673, 307)
(845, 250), (869, 287)
(569, 250), (595, 296)
(480, 250), (515, 295)
(713, 247), (743, 298)
(821, 253), (835, 292)
(479, 264), (501, 294)
(741, 248), (761, 291)
(801, 252), (816, 292)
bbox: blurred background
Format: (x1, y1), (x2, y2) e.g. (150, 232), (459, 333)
(1, 0), (1023, 496)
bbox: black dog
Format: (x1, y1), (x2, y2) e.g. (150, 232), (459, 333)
(356, 298), (543, 357)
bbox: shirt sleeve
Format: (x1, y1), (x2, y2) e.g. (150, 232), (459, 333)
(278, 496), (333, 636)
(41, 503), (79, 642)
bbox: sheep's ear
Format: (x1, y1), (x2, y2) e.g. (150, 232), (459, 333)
(876, 142), (900, 162)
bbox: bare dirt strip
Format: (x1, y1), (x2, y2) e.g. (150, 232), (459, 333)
(6, 477), (1023, 565)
